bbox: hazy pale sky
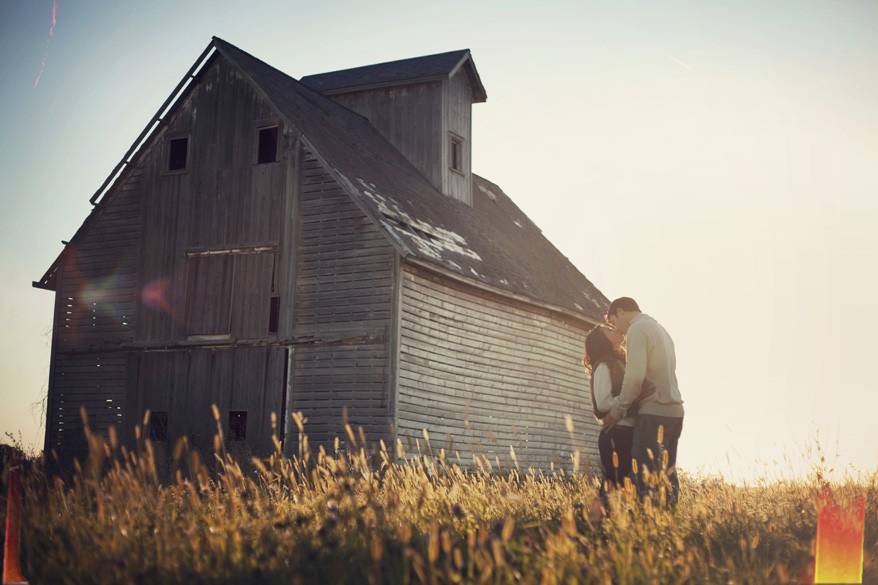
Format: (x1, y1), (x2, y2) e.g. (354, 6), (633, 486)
(2, 0), (876, 482)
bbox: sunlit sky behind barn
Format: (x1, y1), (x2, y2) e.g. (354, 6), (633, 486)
(1, 0), (877, 482)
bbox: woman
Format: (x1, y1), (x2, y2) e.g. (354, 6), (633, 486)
(583, 325), (636, 495)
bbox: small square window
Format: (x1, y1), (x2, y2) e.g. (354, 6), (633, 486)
(450, 135), (463, 172)
(229, 411), (247, 441)
(148, 411), (168, 442)
(168, 137), (189, 171)
(257, 126), (278, 164)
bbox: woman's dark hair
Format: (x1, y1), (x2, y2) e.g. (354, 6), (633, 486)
(585, 326), (626, 418)
(585, 327), (625, 374)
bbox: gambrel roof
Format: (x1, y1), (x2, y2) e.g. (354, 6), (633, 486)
(300, 49), (487, 102)
(35, 37), (608, 324)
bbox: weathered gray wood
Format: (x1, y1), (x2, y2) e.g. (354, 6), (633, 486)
(443, 70), (473, 205)
(48, 57), (296, 459)
(47, 352), (128, 458)
(136, 58), (288, 345)
(329, 82), (445, 195)
(186, 255), (234, 336)
(124, 347), (286, 458)
(396, 265), (599, 472)
(290, 152), (396, 454)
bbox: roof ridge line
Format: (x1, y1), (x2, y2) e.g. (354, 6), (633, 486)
(300, 48), (471, 79)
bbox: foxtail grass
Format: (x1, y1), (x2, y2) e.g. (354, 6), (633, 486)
(3, 409), (876, 585)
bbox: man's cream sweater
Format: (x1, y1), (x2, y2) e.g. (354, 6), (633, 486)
(610, 313), (685, 419)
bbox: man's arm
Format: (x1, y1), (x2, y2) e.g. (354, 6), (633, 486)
(592, 363), (615, 414)
(609, 324), (647, 420)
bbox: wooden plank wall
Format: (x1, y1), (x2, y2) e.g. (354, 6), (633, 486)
(124, 57), (290, 452)
(329, 83), (444, 195)
(47, 56), (292, 460)
(290, 151), (396, 454)
(444, 71), (473, 206)
(56, 169), (144, 349)
(48, 352), (128, 460)
(135, 58), (286, 344)
(396, 265), (601, 472)
(125, 347), (286, 458)
(47, 159), (144, 457)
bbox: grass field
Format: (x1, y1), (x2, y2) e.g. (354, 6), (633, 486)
(3, 412), (876, 584)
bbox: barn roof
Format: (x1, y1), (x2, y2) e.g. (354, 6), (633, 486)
(214, 38), (607, 322)
(35, 38), (608, 325)
(300, 49), (487, 102)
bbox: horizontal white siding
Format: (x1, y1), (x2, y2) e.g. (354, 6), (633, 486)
(397, 267), (600, 472)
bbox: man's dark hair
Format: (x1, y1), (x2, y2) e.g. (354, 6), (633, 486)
(607, 297), (641, 318)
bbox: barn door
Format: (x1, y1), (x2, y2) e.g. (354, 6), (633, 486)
(125, 347), (288, 460)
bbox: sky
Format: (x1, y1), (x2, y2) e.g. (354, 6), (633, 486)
(1, 0), (876, 483)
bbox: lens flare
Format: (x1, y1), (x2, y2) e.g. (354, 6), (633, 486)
(814, 487), (865, 584)
(34, 0), (58, 88)
(141, 277), (173, 315)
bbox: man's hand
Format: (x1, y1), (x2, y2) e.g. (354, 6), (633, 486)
(602, 411), (620, 430)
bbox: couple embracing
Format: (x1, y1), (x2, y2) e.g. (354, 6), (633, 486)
(584, 297), (685, 509)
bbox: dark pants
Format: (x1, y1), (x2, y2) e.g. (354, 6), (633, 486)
(631, 414), (683, 506)
(597, 424), (634, 504)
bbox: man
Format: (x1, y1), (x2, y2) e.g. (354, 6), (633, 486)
(603, 297), (684, 505)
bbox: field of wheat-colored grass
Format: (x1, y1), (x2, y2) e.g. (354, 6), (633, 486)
(2, 409), (876, 585)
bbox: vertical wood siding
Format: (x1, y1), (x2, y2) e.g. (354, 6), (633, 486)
(125, 347), (286, 458)
(134, 58), (286, 345)
(444, 71), (473, 205)
(396, 266), (600, 472)
(329, 83), (444, 194)
(290, 152), (396, 453)
(48, 56), (292, 460)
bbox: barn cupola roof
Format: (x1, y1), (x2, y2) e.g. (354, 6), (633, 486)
(300, 50), (487, 102)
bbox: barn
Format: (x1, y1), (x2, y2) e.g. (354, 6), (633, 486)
(33, 37), (610, 471)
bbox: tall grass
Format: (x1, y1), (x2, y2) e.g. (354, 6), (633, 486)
(5, 409), (876, 584)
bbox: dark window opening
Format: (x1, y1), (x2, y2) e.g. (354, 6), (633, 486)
(229, 411), (247, 441)
(148, 411), (168, 442)
(450, 135), (463, 172)
(168, 137), (189, 171)
(258, 126), (279, 164)
(268, 295), (280, 334)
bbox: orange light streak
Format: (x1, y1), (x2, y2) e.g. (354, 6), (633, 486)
(814, 488), (865, 584)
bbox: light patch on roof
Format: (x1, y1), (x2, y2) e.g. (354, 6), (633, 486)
(355, 178), (482, 263)
(581, 291), (604, 309)
(574, 302), (584, 311)
(477, 183), (497, 202)
(513, 219), (524, 228)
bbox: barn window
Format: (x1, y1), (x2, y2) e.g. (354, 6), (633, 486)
(268, 295), (280, 334)
(257, 126), (279, 164)
(449, 134), (463, 173)
(168, 137), (189, 171)
(148, 412), (168, 442)
(229, 411), (247, 441)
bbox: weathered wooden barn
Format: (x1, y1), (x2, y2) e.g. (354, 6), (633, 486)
(33, 37), (610, 471)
